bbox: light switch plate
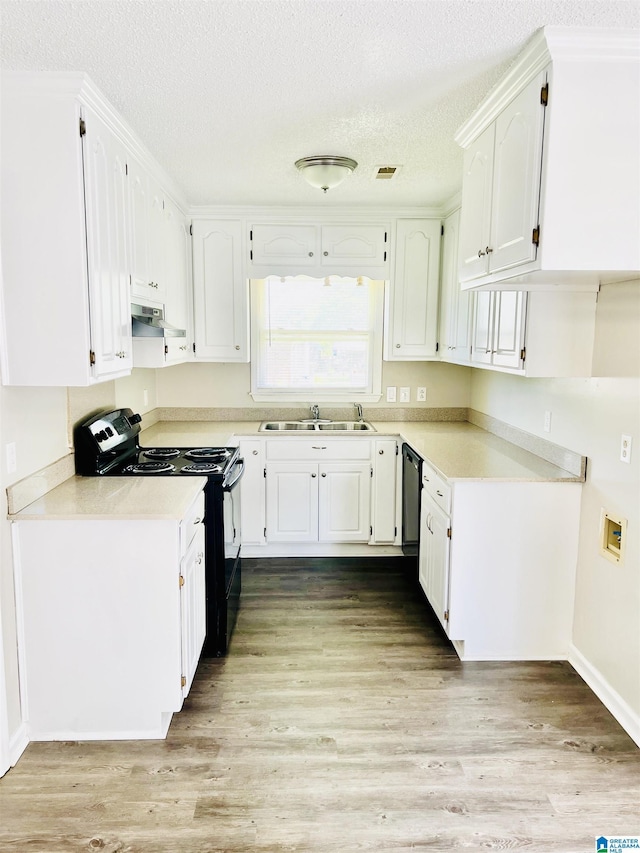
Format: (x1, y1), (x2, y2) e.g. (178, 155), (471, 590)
(6, 442), (17, 474)
(399, 387), (410, 403)
(544, 410), (552, 433)
(386, 386), (397, 403)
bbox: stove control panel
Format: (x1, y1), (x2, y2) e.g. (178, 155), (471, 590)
(74, 408), (142, 474)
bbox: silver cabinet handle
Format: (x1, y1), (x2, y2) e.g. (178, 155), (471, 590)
(395, 343), (401, 348)
(486, 246), (493, 254)
(478, 249), (486, 257)
(194, 517), (202, 524)
(252, 450), (258, 455)
(311, 472), (317, 478)
(321, 472), (327, 477)
(235, 345), (240, 350)
(323, 251), (328, 256)
(312, 446), (327, 450)
(436, 490), (443, 497)
(308, 252), (314, 257)
(379, 449), (384, 455)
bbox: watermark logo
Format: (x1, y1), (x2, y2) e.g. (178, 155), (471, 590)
(595, 838), (640, 852)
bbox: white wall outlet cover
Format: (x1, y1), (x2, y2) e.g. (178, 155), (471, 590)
(386, 386), (397, 403)
(416, 387), (427, 402)
(620, 434), (632, 463)
(544, 410), (552, 433)
(5, 442), (17, 474)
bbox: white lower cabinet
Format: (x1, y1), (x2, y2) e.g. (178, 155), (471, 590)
(418, 491), (451, 633)
(417, 461), (582, 660)
(12, 489), (206, 740)
(239, 439), (266, 545)
(266, 460), (370, 544)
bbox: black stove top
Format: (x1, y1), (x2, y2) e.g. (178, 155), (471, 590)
(74, 408), (239, 481)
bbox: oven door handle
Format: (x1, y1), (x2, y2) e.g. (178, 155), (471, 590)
(223, 458), (245, 491)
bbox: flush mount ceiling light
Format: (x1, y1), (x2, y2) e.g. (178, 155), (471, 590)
(295, 156), (358, 193)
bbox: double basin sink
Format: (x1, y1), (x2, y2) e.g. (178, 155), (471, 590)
(260, 420), (375, 432)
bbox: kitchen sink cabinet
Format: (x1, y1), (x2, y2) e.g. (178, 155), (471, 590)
(455, 29), (640, 289)
(384, 219), (441, 360)
(416, 461), (582, 660)
(438, 208), (471, 365)
(248, 221), (390, 277)
(192, 219), (250, 361)
(1, 74), (133, 385)
(12, 488), (207, 740)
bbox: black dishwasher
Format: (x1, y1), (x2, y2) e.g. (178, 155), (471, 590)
(402, 443), (422, 561)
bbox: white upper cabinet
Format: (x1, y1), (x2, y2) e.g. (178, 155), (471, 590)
(130, 165), (169, 304)
(248, 221), (390, 278)
(455, 27), (640, 289)
(438, 208), (471, 364)
(192, 219), (249, 361)
(384, 219), (441, 360)
(0, 73), (133, 385)
(459, 73), (545, 285)
(470, 289), (598, 377)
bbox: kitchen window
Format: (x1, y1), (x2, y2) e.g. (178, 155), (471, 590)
(250, 275), (383, 402)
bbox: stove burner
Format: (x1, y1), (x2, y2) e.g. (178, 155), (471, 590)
(181, 463), (223, 474)
(124, 461), (176, 474)
(184, 447), (231, 462)
(143, 448), (180, 460)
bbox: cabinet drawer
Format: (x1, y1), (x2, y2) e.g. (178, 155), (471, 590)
(422, 463), (451, 515)
(266, 439), (371, 461)
(180, 490), (205, 553)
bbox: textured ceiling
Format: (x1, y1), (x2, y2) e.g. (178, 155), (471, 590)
(1, 0), (638, 208)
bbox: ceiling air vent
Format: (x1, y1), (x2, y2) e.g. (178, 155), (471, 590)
(374, 165), (401, 180)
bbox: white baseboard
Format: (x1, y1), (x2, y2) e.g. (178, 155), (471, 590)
(9, 722), (29, 768)
(569, 644), (640, 748)
(241, 544), (403, 558)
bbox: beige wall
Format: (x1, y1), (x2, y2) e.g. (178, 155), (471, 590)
(470, 281), (640, 720)
(155, 360), (472, 409)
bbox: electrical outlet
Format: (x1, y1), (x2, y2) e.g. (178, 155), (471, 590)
(544, 410), (552, 433)
(416, 387), (427, 402)
(620, 434), (632, 464)
(399, 387), (410, 403)
(6, 442), (17, 474)
(143, 389), (149, 407)
(386, 386), (397, 403)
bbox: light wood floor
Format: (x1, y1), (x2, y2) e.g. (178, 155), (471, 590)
(1, 557), (639, 852)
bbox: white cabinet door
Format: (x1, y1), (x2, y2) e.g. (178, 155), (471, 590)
(489, 72), (545, 274)
(386, 219), (441, 360)
(471, 291), (526, 371)
(470, 291), (494, 366)
(239, 439), (266, 545)
(492, 291), (526, 369)
(371, 439), (397, 544)
(266, 462), (319, 543)
(192, 220), (249, 361)
(419, 492), (451, 633)
(320, 225), (388, 268)
(438, 208), (471, 364)
(147, 177), (168, 302)
(163, 199), (190, 333)
(318, 462), (370, 543)
(128, 158), (154, 301)
(82, 108), (132, 380)
(459, 125), (494, 283)
(250, 223), (319, 267)
(180, 524), (206, 698)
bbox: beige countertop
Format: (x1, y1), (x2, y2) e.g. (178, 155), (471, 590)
(141, 420), (582, 483)
(10, 475), (207, 521)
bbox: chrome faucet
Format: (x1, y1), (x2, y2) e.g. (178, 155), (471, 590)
(354, 403), (363, 422)
(310, 404), (320, 421)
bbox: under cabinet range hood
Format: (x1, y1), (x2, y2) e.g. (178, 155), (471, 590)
(131, 303), (186, 338)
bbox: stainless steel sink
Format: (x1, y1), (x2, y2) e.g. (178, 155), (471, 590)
(317, 421), (375, 431)
(260, 421), (317, 431)
(259, 420), (375, 432)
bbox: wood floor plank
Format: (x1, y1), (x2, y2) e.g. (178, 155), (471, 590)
(1, 556), (638, 853)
